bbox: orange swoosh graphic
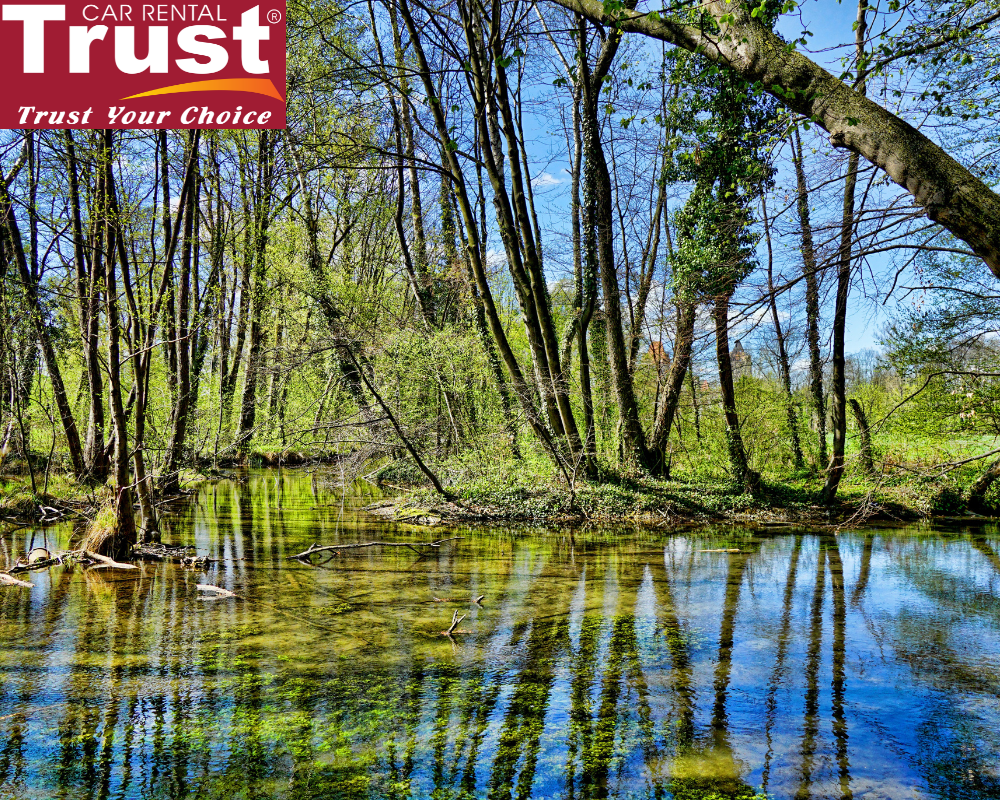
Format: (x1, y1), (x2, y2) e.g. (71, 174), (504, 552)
(123, 79), (284, 102)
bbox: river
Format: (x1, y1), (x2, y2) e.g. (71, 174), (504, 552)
(1, 469), (999, 799)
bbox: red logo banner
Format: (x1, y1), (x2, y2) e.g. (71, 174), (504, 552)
(0, 0), (285, 128)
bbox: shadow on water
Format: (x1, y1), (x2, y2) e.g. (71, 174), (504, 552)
(1, 469), (1000, 799)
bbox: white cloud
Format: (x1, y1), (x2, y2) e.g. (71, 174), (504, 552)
(531, 172), (562, 188)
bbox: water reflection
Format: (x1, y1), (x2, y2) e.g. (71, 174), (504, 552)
(1, 470), (999, 799)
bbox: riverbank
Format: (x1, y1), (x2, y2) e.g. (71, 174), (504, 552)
(0, 471), (103, 526)
(0, 468), (206, 528)
(367, 470), (994, 529)
(5, 459), (994, 533)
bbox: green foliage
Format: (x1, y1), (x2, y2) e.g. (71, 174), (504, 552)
(665, 48), (781, 301)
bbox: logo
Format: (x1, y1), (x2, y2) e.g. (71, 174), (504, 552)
(1, 0), (285, 128)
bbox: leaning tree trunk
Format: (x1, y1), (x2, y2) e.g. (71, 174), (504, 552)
(647, 300), (697, 474)
(967, 457), (1000, 513)
(395, 0), (580, 471)
(714, 292), (760, 494)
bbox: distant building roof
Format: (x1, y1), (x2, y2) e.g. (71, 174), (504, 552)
(649, 342), (670, 368)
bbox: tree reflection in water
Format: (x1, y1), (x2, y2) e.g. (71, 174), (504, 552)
(1, 471), (999, 799)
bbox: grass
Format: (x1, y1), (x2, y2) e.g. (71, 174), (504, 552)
(83, 503), (119, 553)
(386, 448), (997, 527)
(0, 469), (102, 520)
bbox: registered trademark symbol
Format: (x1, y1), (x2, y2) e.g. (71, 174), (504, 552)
(267, 9), (282, 23)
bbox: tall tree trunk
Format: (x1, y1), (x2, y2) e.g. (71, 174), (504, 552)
(117, 226), (157, 541)
(190, 133), (226, 425)
(388, 1), (435, 323)
(267, 301), (284, 421)
(236, 131), (275, 453)
(762, 196), (804, 469)
(791, 128), (827, 468)
(162, 144), (199, 491)
(568, 86), (597, 473)
(160, 131), (179, 410)
(445, 0), (582, 459)
(220, 258), (249, 423)
(647, 300), (696, 472)
(99, 131), (136, 558)
(823, 0), (867, 504)
(65, 131), (109, 482)
(848, 398), (875, 477)
(119, 130), (200, 538)
(579, 20), (652, 472)
(443, 173), (521, 459)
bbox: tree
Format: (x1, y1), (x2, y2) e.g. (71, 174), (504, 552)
(548, 0), (1000, 276)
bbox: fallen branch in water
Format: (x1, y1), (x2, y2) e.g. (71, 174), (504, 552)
(133, 542), (215, 566)
(443, 609), (467, 636)
(433, 594), (484, 605)
(9, 560), (58, 574)
(291, 537), (464, 561)
(0, 572), (34, 588)
(698, 549), (742, 553)
(4, 549), (138, 580)
(9, 549), (138, 573)
(9, 548), (61, 573)
(197, 584), (236, 598)
(82, 550), (138, 570)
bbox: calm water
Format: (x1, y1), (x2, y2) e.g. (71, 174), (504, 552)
(1, 470), (999, 800)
